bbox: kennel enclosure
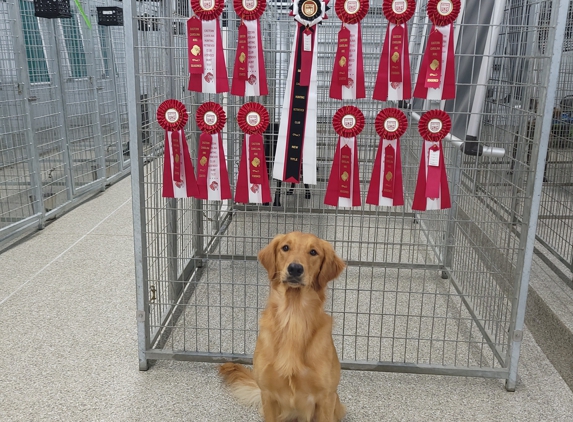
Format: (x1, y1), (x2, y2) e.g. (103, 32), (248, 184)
(125, 0), (571, 392)
(0, 0), (131, 249)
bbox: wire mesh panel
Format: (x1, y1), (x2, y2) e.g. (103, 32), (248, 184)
(535, 2), (573, 274)
(127, 0), (568, 389)
(0, 1), (41, 232)
(58, 11), (104, 191)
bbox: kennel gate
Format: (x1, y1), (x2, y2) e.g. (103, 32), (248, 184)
(127, 0), (569, 391)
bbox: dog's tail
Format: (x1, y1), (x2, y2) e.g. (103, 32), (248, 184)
(218, 363), (261, 408)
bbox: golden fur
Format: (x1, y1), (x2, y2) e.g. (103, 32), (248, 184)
(219, 232), (346, 422)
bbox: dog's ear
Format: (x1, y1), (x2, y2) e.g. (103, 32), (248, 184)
(316, 242), (345, 290)
(258, 234), (284, 279)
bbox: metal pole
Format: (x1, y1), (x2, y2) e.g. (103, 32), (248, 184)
(124, 0), (151, 371)
(163, 0), (181, 301)
(83, 7), (106, 191)
(508, 2), (541, 225)
(505, 0), (568, 392)
(105, 26), (126, 174)
(50, 20), (74, 201)
(466, 0), (508, 139)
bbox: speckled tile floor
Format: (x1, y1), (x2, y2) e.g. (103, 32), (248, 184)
(1, 176), (573, 421)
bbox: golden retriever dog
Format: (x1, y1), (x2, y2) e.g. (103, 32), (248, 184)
(219, 232), (346, 422)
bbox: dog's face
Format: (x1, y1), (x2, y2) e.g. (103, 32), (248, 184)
(258, 232), (345, 292)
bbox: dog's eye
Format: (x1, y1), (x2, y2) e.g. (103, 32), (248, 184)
(310, 249), (318, 256)
(282, 245), (289, 252)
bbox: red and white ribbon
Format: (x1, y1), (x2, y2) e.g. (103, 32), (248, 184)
(235, 103), (272, 204)
(273, 0), (328, 185)
(157, 100), (199, 198)
(329, 0), (367, 100)
(188, 0), (229, 94)
(366, 108), (407, 207)
(231, 0), (268, 96)
(324, 106), (364, 208)
(412, 109), (452, 211)
(413, 0), (460, 100)
(195, 102), (232, 200)
(373, 0), (415, 102)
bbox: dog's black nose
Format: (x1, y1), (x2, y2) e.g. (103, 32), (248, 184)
(287, 263), (304, 277)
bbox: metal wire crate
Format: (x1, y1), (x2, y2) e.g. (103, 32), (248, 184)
(125, 0), (570, 392)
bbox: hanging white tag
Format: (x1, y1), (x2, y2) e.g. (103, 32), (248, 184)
(428, 148), (440, 167)
(303, 32), (312, 52)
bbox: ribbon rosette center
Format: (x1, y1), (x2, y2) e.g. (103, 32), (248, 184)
(427, 0), (461, 27)
(192, 0), (225, 19)
(384, 0), (416, 24)
(204, 112), (218, 127)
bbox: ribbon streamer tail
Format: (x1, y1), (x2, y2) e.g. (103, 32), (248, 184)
(182, 132), (199, 198)
(373, 25), (391, 101)
(394, 138), (404, 206)
(366, 140), (383, 205)
(412, 144), (428, 211)
(352, 139), (361, 207)
(162, 132), (174, 198)
(440, 143), (452, 209)
(235, 136), (250, 203)
(324, 139), (341, 207)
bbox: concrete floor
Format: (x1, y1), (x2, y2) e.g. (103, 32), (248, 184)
(1, 176), (573, 421)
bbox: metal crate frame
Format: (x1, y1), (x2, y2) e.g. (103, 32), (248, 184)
(125, 0), (570, 392)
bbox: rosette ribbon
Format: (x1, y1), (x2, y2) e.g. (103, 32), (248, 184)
(324, 106), (364, 208)
(231, 0), (269, 97)
(272, 0), (328, 185)
(373, 0), (415, 102)
(329, 0), (368, 100)
(235, 103), (272, 204)
(157, 99), (199, 199)
(366, 108), (407, 207)
(195, 102), (232, 200)
(412, 110), (452, 211)
(413, 0), (461, 100)
(188, 0), (229, 94)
